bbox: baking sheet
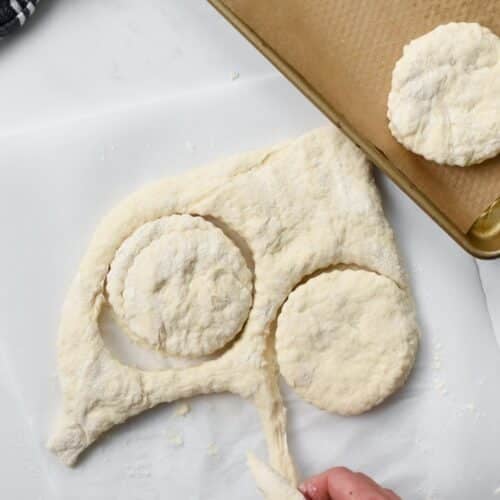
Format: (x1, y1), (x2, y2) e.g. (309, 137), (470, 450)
(1, 76), (500, 500)
(220, 0), (500, 234)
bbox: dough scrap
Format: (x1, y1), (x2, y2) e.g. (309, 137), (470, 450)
(247, 452), (304, 500)
(174, 403), (191, 417)
(388, 22), (500, 166)
(276, 268), (418, 415)
(48, 126), (417, 497)
(106, 214), (252, 357)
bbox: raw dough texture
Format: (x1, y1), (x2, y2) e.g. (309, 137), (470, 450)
(48, 126), (418, 496)
(106, 214), (252, 357)
(276, 268), (418, 415)
(247, 453), (304, 500)
(388, 23), (500, 166)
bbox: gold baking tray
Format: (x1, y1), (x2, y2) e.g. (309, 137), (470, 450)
(208, 0), (500, 259)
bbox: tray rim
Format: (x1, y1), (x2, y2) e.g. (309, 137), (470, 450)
(208, 0), (500, 260)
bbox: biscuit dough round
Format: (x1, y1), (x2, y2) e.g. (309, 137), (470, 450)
(106, 214), (253, 357)
(388, 22), (500, 166)
(276, 269), (418, 415)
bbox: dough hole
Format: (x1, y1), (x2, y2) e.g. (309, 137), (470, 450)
(99, 305), (210, 369)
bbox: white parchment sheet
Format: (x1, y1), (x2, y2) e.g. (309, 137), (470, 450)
(1, 77), (500, 500)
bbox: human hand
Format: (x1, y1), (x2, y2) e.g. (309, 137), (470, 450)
(298, 467), (401, 500)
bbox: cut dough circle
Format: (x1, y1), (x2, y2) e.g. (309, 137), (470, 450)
(276, 268), (418, 416)
(388, 22), (500, 166)
(106, 214), (253, 357)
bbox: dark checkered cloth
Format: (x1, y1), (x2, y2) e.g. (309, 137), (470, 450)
(0, 0), (38, 38)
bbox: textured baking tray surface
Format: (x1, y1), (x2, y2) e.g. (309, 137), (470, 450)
(210, 0), (500, 257)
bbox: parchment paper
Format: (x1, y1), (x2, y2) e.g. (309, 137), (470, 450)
(1, 77), (500, 500)
(221, 0), (500, 232)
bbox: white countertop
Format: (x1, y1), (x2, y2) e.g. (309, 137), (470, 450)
(1, 2), (500, 499)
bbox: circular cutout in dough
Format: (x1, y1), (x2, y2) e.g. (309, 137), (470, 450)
(276, 268), (418, 415)
(106, 214), (253, 357)
(388, 22), (500, 166)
